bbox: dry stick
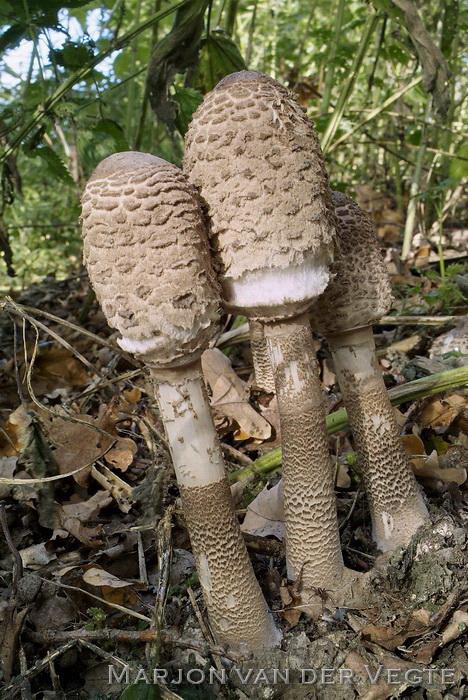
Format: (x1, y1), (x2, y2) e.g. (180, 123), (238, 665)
(0, 502), (23, 588)
(217, 314), (459, 348)
(39, 576), (152, 623)
(1, 641), (77, 700)
(229, 365), (468, 484)
(1, 297), (141, 367)
(24, 629), (252, 663)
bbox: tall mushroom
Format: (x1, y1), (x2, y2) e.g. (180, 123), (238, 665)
(310, 190), (429, 551)
(184, 71), (347, 601)
(81, 151), (281, 651)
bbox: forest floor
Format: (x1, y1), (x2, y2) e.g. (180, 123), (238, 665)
(0, 206), (467, 699)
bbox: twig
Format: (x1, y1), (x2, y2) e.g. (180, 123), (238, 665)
(378, 315), (458, 326)
(0, 641), (77, 699)
(229, 365), (468, 483)
(242, 532), (284, 557)
(137, 531), (149, 586)
(37, 577), (152, 623)
(345, 546), (376, 561)
(187, 586), (222, 673)
(24, 628), (252, 663)
(0, 444), (116, 486)
(216, 315), (458, 348)
(339, 487), (362, 532)
(0, 502), (23, 588)
(7, 299), (120, 397)
(154, 504), (174, 621)
(1, 298), (141, 368)
(173, 510), (283, 556)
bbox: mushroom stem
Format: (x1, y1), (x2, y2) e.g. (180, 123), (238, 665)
(150, 360), (281, 651)
(249, 319), (276, 393)
(327, 325), (429, 551)
(262, 313), (344, 591)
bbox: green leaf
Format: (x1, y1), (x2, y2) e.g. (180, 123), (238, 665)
(191, 29), (247, 94)
(113, 51), (131, 79)
(27, 145), (76, 186)
(173, 86), (203, 135)
(146, 0), (209, 128)
(51, 41), (95, 70)
(120, 682), (161, 700)
(94, 118), (130, 151)
(0, 23), (28, 52)
(449, 140), (468, 180)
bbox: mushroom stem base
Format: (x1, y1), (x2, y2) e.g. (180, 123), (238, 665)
(263, 313), (345, 592)
(327, 325), (429, 551)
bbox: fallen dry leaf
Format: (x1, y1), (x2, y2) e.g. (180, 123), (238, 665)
(441, 607), (468, 645)
(81, 565), (143, 606)
(56, 491), (113, 545)
(360, 620), (425, 652)
(419, 394), (465, 430)
(344, 650), (392, 700)
(279, 580), (303, 628)
(336, 462), (351, 488)
(104, 438), (137, 471)
(18, 542), (56, 569)
(202, 348), (272, 440)
(0, 406), (32, 457)
(29, 591), (76, 632)
(61, 490), (113, 520)
(21, 347), (91, 399)
(82, 566), (136, 589)
(46, 413), (114, 485)
(123, 387), (141, 404)
(403, 436), (467, 484)
(241, 481), (285, 540)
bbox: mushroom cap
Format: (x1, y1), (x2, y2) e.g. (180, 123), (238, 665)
(81, 152), (222, 366)
(311, 191), (393, 335)
(184, 70), (335, 319)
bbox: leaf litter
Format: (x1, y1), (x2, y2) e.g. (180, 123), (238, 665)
(0, 264), (466, 699)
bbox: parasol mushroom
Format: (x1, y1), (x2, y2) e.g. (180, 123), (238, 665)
(184, 71), (347, 601)
(310, 190), (429, 551)
(81, 151), (281, 651)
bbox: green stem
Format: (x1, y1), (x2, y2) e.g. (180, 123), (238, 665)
(401, 96), (433, 261)
(435, 203), (446, 282)
(321, 0), (345, 114)
(125, 0), (142, 141)
(326, 75), (423, 154)
(228, 365), (468, 483)
(321, 13), (379, 154)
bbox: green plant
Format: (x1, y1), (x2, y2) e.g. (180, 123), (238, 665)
(85, 606), (107, 630)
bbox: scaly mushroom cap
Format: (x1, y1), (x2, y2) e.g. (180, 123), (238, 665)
(81, 152), (222, 366)
(184, 70), (335, 319)
(311, 191), (393, 334)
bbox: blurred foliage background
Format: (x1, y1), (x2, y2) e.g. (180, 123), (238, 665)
(0, 0), (466, 290)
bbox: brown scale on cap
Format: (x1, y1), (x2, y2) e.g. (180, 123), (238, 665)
(184, 70), (335, 319)
(312, 190), (393, 335)
(81, 152), (221, 366)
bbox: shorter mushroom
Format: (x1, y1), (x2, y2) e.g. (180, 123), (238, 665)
(81, 151), (281, 651)
(248, 192), (429, 551)
(310, 191), (429, 551)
